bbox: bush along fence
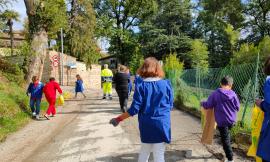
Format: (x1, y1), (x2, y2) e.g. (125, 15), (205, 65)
(168, 55), (265, 138)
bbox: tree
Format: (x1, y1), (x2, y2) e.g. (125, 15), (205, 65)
(0, 10), (19, 55)
(197, 0), (244, 67)
(231, 36), (270, 65)
(243, 0), (270, 43)
(140, 0), (192, 64)
(65, 0), (100, 68)
(188, 39), (209, 70)
(129, 46), (144, 74)
(24, 0), (67, 83)
(94, 0), (157, 64)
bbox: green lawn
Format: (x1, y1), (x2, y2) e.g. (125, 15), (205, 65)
(0, 75), (48, 142)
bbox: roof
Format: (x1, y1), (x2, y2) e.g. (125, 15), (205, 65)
(98, 54), (117, 61)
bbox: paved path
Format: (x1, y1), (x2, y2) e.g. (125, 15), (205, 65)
(2, 89), (253, 162)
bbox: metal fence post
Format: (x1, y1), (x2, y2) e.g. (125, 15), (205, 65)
(241, 53), (260, 126)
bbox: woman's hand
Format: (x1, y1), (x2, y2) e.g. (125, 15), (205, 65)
(109, 112), (131, 127)
(255, 99), (262, 107)
(109, 118), (120, 127)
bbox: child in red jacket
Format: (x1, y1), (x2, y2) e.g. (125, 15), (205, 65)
(43, 77), (62, 120)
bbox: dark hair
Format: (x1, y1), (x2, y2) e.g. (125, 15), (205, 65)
(49, 77), (55, 81)
(32, 76), (38, 82)
(137, 57), (164, 78)
(264, 57), (270, 75)
(221, 76), (233, 86)
(76, 74), (82, 80)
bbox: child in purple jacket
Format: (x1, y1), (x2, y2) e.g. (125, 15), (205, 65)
(201, 76), (240, 162)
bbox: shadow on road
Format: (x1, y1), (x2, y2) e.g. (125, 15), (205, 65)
(96, 150), (217, 162)
(60, 107), (122, 115)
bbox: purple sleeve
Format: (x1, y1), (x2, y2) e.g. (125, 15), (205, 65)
(233, 94), (240, 111)
(201, 92), (215, 109)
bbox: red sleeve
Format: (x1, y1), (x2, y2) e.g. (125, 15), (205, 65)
(54, 82), (63, 94)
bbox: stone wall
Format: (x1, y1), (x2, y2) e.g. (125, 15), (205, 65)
(76, 62), (101, 89)
(42, 51), (101, 89)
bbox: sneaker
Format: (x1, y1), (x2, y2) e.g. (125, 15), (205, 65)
(102, 96), (106, 99)
(36, 115), (40, 120)
(109, 96), (113, 100)
(51, 115), (56, 117)
(44, 114), (50, 120)
(225, 160), (234, 162)
(32, 112), (36, 117)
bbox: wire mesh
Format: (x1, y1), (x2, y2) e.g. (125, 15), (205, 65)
(170, 62), (266, 130)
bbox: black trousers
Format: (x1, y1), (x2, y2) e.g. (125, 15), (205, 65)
(218, 126), (233, 161)
(116, 90), (128, 113)
(263, 160), (270, 162)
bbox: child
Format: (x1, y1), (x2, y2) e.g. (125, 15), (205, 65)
(201, 76), (240, 162)
(43, 77), (62, 120)
(26, 76), (44, 120)
(109, 57), (174, 162)
(255, 57), (270, 162)
(75, 74), (86, 98)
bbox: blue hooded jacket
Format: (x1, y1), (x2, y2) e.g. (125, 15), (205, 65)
(75, 80), (84, 92)
(127, 78), (174, 143)
(257, 77), (270, 161)
(27, 82), (44, 99)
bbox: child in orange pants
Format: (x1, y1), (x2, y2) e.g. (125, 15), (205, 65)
(43, 77), (62, 120)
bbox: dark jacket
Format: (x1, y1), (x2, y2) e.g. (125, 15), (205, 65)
(27, 82), (44, 99)
(113, 72), (129, 92)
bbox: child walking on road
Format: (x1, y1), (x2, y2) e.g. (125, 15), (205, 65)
(75, 74), (86, 98)
(26, 76), (44, 120)
(43, 77), (62, 120)
(201, 76), (240, 162)
(110, 57), (174, 162)
(255, 57), (270, 162)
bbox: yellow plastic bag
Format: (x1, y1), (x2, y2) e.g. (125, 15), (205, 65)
(247, 105), (264, 162)
(57, 95), (65, 106)
(63, 92), (72, 100)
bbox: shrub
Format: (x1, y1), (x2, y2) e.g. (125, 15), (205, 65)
(163, 54), (187, 104)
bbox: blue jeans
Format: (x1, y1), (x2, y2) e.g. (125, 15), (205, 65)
(30, 98), (41, 115)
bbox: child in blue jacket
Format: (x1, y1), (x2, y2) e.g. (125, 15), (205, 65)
(255, 57), (270, 162)
(26, 76), (44, 120)
(110, 57), (174, 162)
(75, 74), (86, 98)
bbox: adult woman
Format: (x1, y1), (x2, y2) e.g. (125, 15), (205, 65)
(113, 65), (129, 113)
(110, 57), (174, 162)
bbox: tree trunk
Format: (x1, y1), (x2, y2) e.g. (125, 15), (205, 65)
(24, 0), (49, 84)
(9, 20), (14, 56)
(26, 30), (48, 83)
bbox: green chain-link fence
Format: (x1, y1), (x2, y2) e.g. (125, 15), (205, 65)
(170, 57), (265, 132)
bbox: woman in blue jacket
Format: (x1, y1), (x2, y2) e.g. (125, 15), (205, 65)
(256, 57), (270, 162)
(110, 57), (174, 162)
(75, 74), (86, 98)
(26, 76), (44, 120)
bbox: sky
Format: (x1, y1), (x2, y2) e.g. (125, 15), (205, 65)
(8, 0), (26, 30)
